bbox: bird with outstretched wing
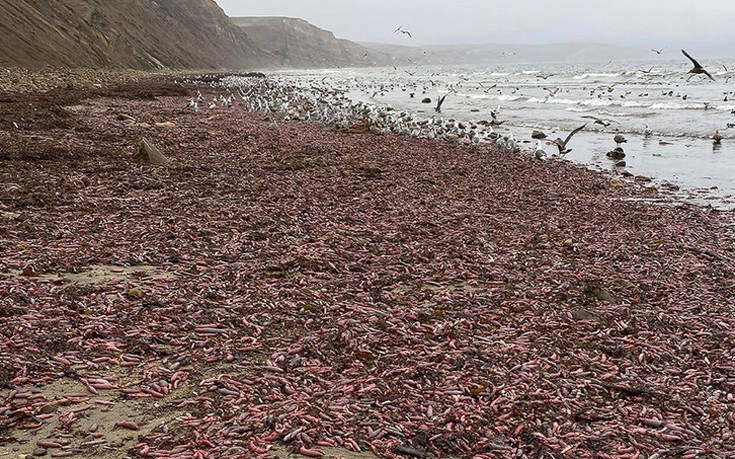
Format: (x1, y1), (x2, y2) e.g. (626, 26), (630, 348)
(682, 49), (715, 81)
(551, 124), (587, 154)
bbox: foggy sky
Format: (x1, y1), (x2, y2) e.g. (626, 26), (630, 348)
(217, 0), (734, 55)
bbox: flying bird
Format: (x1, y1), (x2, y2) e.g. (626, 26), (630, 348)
(489, 110), (505, 126)
(713, 130), (723, 144)
(582, 115), (616, 127)
(394, 26), (412, 38)
(550, 124), (587, 154)
(682, 49), (715, 81)
(652, 48), (664, 55)
(435, 94), (448, 113)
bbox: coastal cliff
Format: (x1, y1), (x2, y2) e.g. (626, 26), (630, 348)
(232, 17), (392, 68)
(0, 0), (268, 69)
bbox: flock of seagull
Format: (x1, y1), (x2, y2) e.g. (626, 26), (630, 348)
(184, 41), (727, 166)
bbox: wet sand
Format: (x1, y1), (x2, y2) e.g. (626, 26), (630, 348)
(1, 76), (734, 458)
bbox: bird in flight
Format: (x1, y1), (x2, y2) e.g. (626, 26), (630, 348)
(651, 48), (664, 55)
(682, 49), (715, 81)
(582, 115), (615, 127)
(394, 26), (412, 38)
(550, 124), (587, 154)
(435, 94), (448, 113)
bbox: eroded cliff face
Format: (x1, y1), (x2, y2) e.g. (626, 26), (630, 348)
(0, 0), (268, 69)
(232, 17), (392, 68)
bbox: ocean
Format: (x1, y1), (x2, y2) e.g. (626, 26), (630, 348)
(271, 59), (735, 209)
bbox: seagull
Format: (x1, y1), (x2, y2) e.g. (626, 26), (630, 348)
(614, 134), (627, 145)
(489, 110), (505, 126)
(582, 115), (615, 127)
(550, 124), (587, 154)
(534, 140), (548, 161)
(435, 94), (448, 113)
(652, 48), (664, 55)
(188, 98), (199, 113)
(713, 130), (723, 144)
(394, 26), (412, 38)
(682, 49), (715, 81)
(644, 126), (653, 137)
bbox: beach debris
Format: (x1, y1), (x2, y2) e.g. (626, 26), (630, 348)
(134, 138), (169, 165)
(116, 113), (136, 123)
(1, 211), (20, 220)
(584, 282), (617, 303)
(531, 130), (547, 139)
(395, 445), (427, 457)
(1, 78), (734, 459)
(114, 421), (140, 431)
(127, 286), (145, 298)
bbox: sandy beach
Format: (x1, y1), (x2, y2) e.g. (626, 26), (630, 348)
(1, 75), (734, 458)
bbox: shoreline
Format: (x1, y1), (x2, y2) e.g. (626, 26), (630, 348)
(263, 66), (735, 207)
(1, 76), (734, 458)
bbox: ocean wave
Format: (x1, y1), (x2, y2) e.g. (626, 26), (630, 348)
(573, 73), (621, 80)
(598, 110), (645, 117)
(458, 92), (522, 102)
(519, 96), (734, 112)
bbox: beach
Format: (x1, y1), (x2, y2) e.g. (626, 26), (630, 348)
(1, 74), (734, 458)
(271, 62), (735, 208)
